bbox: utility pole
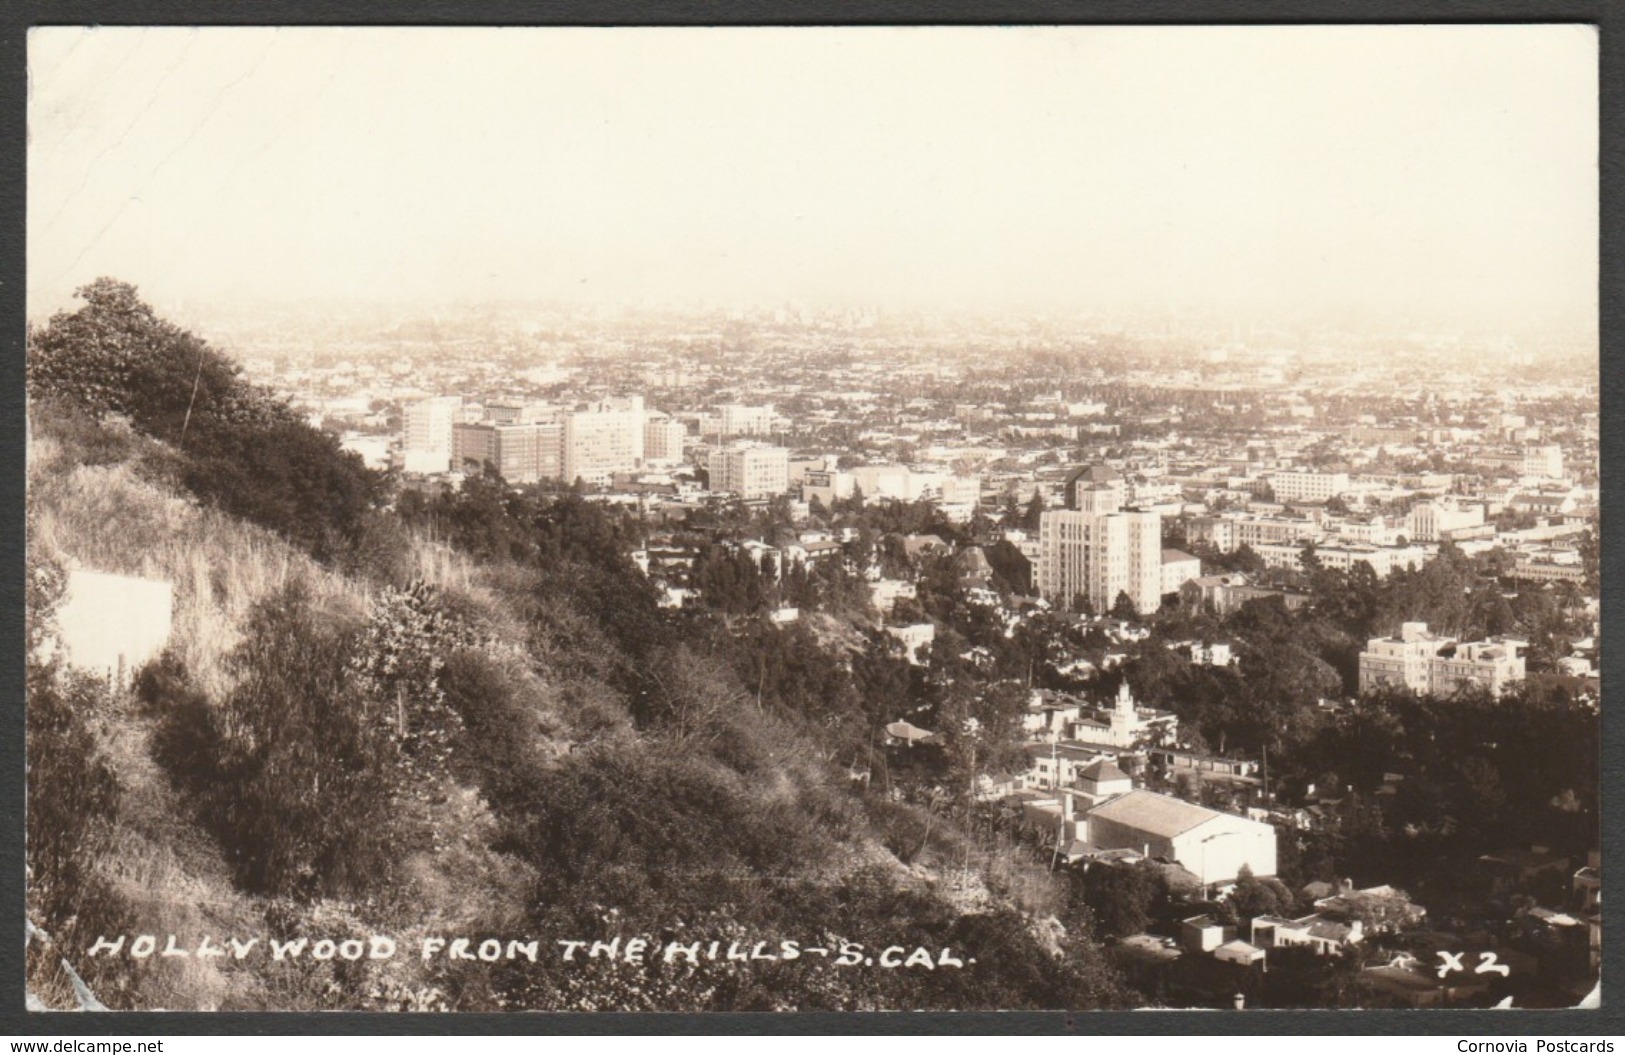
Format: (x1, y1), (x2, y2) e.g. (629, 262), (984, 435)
(1048, 733), (1062, 871)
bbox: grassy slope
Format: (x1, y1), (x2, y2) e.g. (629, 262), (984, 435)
(28, 411), (525, 1009)
(26, 407), (1118, 1012)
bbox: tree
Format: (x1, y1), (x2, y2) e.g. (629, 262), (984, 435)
(28, 279), (382, 562)
(1000, 490), (1022, 526)
(25, 548), (119, 940)
(1021, 491), (1046, 533)
(1110, 590), (1139, 622)
(1224, 865), (1294, 923)
(348, 581), (473, 768)
(1080, 861), (1164, 938)
(202, 579), (402, 899)
(1230, 544), (1267, 576)
(28, 278), (259, 439)
(1579, 528), (1599, 590)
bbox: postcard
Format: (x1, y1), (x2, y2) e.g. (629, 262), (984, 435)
(23, 24), (1601, 1015)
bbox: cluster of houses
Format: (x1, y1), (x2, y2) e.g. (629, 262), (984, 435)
(982, 682), (1279, 891)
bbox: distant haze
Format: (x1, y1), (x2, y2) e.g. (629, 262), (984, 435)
(29, 25), (1598, 331)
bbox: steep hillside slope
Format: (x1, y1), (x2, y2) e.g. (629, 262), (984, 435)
(25, 283), (1133, 1012)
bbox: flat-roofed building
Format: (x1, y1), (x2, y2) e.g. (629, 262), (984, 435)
(1254, 541), (1429, 577)
(1358, 621), (1525, 696)
(562, 397), (645, 486)
(801, 468), (855, 506)
(1038, 507), (1163, 615)
(1186, 513), (1318, 553)
(1407, 498), (1485, 543)
(402, 395), (464, 473)
(453, 422), (562, 483)
(644, 416), (688, 463)
(1271, 470), (1350, 504)
(717, 403), (775, 438)
(712, 443), (789, 500)
(482, 400), (555, 425)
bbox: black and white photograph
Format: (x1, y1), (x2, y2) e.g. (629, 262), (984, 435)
(22, 23), (1602, 1014)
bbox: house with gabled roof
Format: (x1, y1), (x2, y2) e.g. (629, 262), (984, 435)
(1250, 913), (1363, 956)
(1075, 758), (1133, 808)
(1083, 788), (1277, 887)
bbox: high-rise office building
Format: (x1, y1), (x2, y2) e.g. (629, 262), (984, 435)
(561, 397), (645, 486)
(644, 415), (688, 463)
(452, 422), (562, 483)
(717, 403), (775, 439)
(1038, 464), (1162, 615)
(712, 444), (790, 500)
(1038, 508), (1164, 616)
(402, 395), (464, 473)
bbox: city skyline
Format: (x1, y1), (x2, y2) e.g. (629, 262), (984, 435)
(29, 25), (1598, 334)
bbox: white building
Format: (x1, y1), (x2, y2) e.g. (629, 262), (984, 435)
(716, 403), (775, 439)
(849, 464), (916, 502)
(643, 416), (688, 464)
(1358, 622), (1525, 696)
(1522, 445), (1565, 479)
(1070, 682), (1179, 751)
(1161, 548), (1202, 596)
(1064, 464), (1127, 514)
(452, 421), (561, 483)
(711, 444), (790, 500)
(1190, 642), (1235, 667)
(939, 475), (982, 506)
(801, 468), (856, 506)
(1271, 471), (1350, 504)
(561, 397), (645, 486)
(1407, 498), (1485, 542)
(1084, 789), (1278, 887)
(1254, 541), (1430, 577)
(885, 623), (935, 665)
(1038, 508), (1163, 615)
(1330, 516), (1401, 547)
(402, 395), (464, 473)
(1185, 513), (1318, 553)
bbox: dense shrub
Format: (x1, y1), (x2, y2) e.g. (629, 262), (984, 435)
(184, 581), (400, 899)
(28, 279), (381, 561)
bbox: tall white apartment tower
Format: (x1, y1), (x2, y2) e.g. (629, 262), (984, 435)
(402, 395), (464, 473)
(712, 444), (790, 500)
(644, 415), (688, 463)
(717, 403), (775, 439)
(561, 396), (646, 486)
(1038, 508), (1164, 616)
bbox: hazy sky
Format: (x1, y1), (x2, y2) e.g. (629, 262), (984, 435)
(28, 25), (1597, 327)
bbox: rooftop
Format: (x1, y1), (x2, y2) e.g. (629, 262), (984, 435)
(1087, 789), (1220, 839)
(1079, 758), (1131, 784)
(1067, 464), (1124, 486)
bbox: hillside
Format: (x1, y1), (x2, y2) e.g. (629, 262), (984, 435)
(24, 281), (1133, 1012)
